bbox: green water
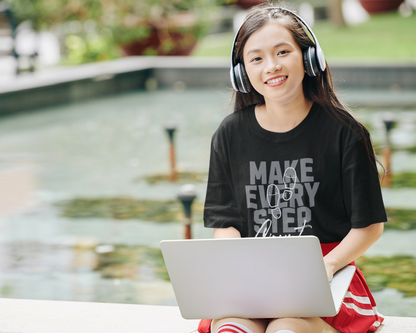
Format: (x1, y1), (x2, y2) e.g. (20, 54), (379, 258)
(0, 88), (415, 316)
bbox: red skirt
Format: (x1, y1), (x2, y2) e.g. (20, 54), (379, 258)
(320, 242), (384, 333)
(198, 242), (384, 333)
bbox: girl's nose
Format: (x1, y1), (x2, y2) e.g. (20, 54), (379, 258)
(265, 62), (282, 73)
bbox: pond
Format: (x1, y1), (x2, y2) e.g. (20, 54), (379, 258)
(0, 88), (415, 316)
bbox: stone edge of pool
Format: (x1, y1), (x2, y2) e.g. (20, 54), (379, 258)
(0, 298), (414, 333)
(1, 57), (416, 114)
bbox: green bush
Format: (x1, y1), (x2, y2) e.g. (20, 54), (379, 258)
(8, 0), (217, 64)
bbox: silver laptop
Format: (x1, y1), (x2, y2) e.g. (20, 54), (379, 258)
(160, 236), (355, 320)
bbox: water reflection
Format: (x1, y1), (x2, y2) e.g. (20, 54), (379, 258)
(0, 89), (223, 305)
(0, 240), (177, 304)
(0, 89), (415, 316)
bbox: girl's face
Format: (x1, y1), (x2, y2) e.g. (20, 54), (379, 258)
(243, 21), (306, 105)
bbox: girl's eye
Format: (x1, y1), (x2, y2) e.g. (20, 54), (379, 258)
(251, 57), (262, 62)
(278, 50), (289, 56)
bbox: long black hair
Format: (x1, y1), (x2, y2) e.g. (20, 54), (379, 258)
(231, 3), (385, 178)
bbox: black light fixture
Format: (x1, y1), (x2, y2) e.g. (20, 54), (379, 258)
(177, 184), (197, 239)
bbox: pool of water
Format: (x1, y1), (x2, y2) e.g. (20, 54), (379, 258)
(0, 88), (415, 316)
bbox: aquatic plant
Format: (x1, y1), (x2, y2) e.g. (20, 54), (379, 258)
(390, 172), (416, 188)
(139, 171), (208, 184)
(56, 198), (416, 230)
(95, 245), (169, 281)
(56, 198), (204, 222)
(385, 208), (416, 230)
(357, 255), (416, 297)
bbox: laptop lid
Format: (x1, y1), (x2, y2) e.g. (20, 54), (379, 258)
(160, 236), (355, 319)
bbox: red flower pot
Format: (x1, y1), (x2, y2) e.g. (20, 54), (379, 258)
(237, 0), (267, 10)
(359, 0), (404, 13)
(120, 28), (197, 56)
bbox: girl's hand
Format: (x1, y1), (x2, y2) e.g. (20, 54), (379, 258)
(323, 223), (384, 282)
(323, 257), (339, 282)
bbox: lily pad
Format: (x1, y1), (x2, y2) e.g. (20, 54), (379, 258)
(139, 171), (208, 184)
(56, 198), (204, 222)
(391, 172), (416, 188)
(385, 208), (416, 230)
(394, 146), (416, 154)
(95, 245), (169, 281)
(356, 255), (416, 297)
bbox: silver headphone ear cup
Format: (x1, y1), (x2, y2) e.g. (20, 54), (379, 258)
(303, 46), (320, 77)
(316, 46), (326, 72)
(234, 63), (251, 93)
(303, 48), (313, 77)
(230, 67), (238, 91)
(239, 63), (251, 93)
(234, 64), (243, 92)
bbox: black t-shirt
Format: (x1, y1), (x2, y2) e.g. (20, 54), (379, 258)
(204, 103), (387, 243)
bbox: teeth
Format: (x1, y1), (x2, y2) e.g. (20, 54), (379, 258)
(267, 76), (287, 84)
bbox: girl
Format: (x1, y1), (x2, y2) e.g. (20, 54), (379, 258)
(200, 3), (387, 333)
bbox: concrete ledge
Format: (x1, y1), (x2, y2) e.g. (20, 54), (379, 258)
(0, 298), (415, 333)
(376, 316), (416, 333)
(0, 298), (199, 333)
(1, 57), (416, 114)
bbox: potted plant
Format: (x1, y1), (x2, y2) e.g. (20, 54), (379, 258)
(9, 0), (217, 62)
(108, 0), (217, 56)
(9, 0), (121, 63)
(359, 0), (404, 14)
(236, 0), (267, 10)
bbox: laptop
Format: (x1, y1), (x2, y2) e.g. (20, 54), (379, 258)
(160, 236), (355, 320)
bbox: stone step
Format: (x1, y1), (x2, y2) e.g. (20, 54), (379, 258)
(0, 298), (414, 333)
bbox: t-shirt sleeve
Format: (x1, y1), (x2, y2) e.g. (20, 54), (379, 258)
(341, 132), (387, 228)
(204, 138), (243, 233)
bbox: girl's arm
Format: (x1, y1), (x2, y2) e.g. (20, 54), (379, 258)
(323, 222), (384, 281)
(214, 227), (241, 239)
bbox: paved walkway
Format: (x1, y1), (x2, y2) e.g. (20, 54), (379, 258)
(0, 57), (228, 94)
(1, 57), (416, 107)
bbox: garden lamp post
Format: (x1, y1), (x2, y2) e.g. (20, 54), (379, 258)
(382, 113), (396, 187)
(177, 184), (197, 239)
(164, 122), (177, 182)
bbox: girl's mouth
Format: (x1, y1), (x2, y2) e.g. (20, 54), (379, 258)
(266, 76), (288, 85)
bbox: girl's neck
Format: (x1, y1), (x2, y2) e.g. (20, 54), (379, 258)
(255, 96), (313, 133)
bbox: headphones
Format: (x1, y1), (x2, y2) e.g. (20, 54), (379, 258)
(230, 7), (326, 94)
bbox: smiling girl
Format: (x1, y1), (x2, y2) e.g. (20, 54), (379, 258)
(200, 2), (387, 333)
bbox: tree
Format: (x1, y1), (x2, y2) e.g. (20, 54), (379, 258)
(327, 0), (346, 26)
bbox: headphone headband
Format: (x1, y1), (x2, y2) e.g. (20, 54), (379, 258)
(230, 7), (326, 93)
